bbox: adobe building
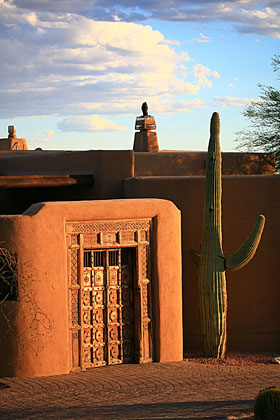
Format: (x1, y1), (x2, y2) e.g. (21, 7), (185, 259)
(0, 109), (279, 377)
(0, 126), (28, 151)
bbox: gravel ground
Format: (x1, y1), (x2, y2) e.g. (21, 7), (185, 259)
(183, 351), (280, 366)
(183, 351), (280, 419)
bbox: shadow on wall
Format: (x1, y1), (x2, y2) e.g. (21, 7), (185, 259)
(0, 184), (95, 215)
(134, 152), (275, 177)
(223, 153), (275, 175)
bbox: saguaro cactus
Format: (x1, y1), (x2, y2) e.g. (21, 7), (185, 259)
(190, 112), (265, 358)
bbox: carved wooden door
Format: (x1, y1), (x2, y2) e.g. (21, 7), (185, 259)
(67, 218), (153, 371)
(82, 248), (134, 368)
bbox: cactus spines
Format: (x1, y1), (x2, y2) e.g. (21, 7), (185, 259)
(190, 112), (265, 358)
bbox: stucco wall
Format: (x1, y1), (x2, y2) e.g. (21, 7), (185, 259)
(124, 175), (280, 353)
(0, 150), (274, 216)
(0, 198), (182, 377)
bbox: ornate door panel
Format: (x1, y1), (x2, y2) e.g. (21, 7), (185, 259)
(83, 251), (106, 368)
(66, 219), (153, 371)
(106, 250), (122, 365)
(81, 248), (134, 368)
(121, 252), (134, 363)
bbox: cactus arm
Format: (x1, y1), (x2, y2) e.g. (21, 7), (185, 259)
(189, 248), (200, 265)
(225, 215), (265, 271)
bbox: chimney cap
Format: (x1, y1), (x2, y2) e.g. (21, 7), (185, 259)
(8, 126), (16, 138)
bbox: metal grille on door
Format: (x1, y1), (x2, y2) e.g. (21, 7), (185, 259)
(82, 248), (134, 367)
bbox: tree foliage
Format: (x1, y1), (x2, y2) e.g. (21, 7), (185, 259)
(236, 55), (280, 171)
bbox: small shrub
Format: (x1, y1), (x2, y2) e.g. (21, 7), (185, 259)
(254, 386), (280, 420)
(0, 248), (17, 302)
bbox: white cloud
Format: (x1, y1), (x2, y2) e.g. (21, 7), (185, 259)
(199, 33), (210, 40)
(180, 51), (193, 62)
(46, 130), (54, 137)
(185, 33), (211, 43)
(2, 1), (267, 124)
(0, 8), (203, 118)
(194, 64), (221, 88)
(24, 12), (38, 26)
(3, 1), (280, 37)
(228, 78), (239, 88)
(231, 6), (280, 37)
(78, 96), (207, 116)
(57, 115), (127, 132)
(150, 98), (207, 114)
(213, 96), (254, 108)
(160, 39), (181, 46)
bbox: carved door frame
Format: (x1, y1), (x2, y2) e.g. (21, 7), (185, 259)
(66, 218), (153, 371)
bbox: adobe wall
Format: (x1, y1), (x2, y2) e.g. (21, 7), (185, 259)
(134, 152), (275, 176)
(0, 150), (274, 216)
(0, 198), (182, 377)
(124, 175), (280, 353)
(0, 150), (134, 214)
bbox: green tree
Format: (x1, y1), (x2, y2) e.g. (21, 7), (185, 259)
(236, 55), (280, 171)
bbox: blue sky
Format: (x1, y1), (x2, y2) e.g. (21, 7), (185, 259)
(0, 1), (279, 152)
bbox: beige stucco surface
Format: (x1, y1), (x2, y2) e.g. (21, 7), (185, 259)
(0, 198), (182, 377)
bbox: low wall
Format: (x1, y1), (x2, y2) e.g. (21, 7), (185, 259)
(0, 150), (134, 214)
(0, 198), (182, 377)
(124, 174), (280, 353)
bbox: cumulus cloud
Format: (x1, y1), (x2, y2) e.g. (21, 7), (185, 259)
(3, 1), (261, 124)
(0, 5), (208, 118)
(57, 115), (127, 132)
(194, 64), (221, 88)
